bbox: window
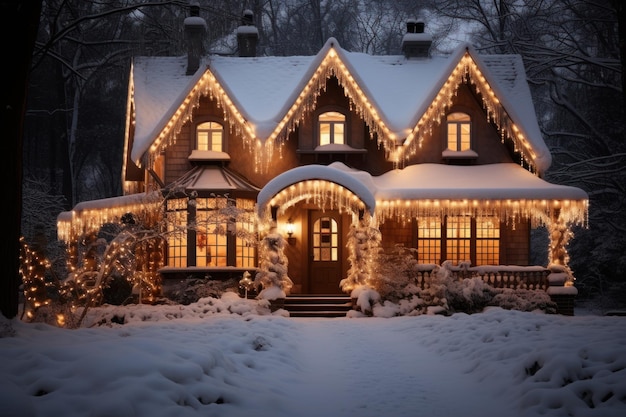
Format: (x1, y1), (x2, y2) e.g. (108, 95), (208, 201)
(475, 216), (500, 265)
(416, 215), (500, 266)
(446, 112), (471, 151)
(165, 196), (256, 268)
(235, 199), (257, 268)
(166, 198), (188, 267)
(318, 112), (345, 146)
(196, 121), (223, 151)
(446, 216), (471, 264)
(312, 217), (338, 261)
(417, 217), (441, 264)
(196, 197), (228, 267)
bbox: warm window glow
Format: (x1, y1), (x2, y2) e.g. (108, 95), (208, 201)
(313, 217), (338, 261)
(197, 121), (223, 151)
(318, 111), (345, 146)
(446, 216), (471, 264)
(446, 112), (471, 151)
(417, 216), (441, 264)
(236, 218), (256, 268)
(166, 198), (188, 267)
(196, 198), (227, 267)
(476, 216), (500, 265)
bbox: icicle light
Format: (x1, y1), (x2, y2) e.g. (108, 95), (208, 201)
(139, 70), (256, 170)
(374, 198), (588, 228)
(139, 48), (545, 174)
(397, 52), (538, 171)
(57, 192), (162, 242)
(265, 180), (366, 221)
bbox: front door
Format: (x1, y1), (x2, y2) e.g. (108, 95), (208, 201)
(309, 210), (343, 294)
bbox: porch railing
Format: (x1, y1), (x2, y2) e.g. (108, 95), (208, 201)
(413, 264), (550, 291)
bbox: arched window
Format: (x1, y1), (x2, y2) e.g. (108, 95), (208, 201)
(446, 112), (471, 151)
(318, 111), (345, 146)
(312, 216), (339, 261)
(196, 121), (223, 151)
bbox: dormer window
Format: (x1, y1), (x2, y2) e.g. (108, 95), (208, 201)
(443, 112), (477, 160)
(446, 112), (471, 151)
(318, 111), (345, 146)
(197, 121), (223, 151)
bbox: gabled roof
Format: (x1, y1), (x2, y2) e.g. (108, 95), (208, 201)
(127, 38), (551, 174)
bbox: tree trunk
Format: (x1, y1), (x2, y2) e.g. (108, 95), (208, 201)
(0, 0), (42, 319)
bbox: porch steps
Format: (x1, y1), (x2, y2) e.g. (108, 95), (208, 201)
(284, 295), (353, 318)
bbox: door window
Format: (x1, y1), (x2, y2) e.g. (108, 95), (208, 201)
(312, 216), (338, 261)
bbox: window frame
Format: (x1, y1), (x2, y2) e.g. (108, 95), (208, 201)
(445, 112), (472, 152)
(164, 196), (257, 268)
(416, 215), (501, 266)
(195, 120), (225, 152)
(317, 110), (347, 147)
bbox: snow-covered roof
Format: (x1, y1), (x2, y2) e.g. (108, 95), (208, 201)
(256, 162), (588, 224)
(128, 38), (551, 173)
(167, 165), (260, 196)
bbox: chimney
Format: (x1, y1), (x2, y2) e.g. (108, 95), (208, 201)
(184, 1), (207, 75)
(236, 9), (259, 57)
(402, 19), (432, 58)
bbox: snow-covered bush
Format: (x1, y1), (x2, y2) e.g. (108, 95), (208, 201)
(254, 233), (293, 300)
(161, 277), (239, 305)
(350, 285), (381, 316)
(362, 259), (558, 317)
(491, 288), (557, 313)
(341, 220), (381, 292)
(367, 244), (421, 301)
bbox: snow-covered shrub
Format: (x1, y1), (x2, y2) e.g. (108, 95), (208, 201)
(341, 220), (381, 292)
(350, 285), (381, 316)
(161, 277), (239, 305)
(368, 244), (421, 301)
(254, 233), (293, 300)
(491, 288), (557, 313)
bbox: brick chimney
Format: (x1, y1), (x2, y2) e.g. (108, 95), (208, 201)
(402, 19), (432, 58)
(184, 1), (207, 75)
(237, 9), (259, 57)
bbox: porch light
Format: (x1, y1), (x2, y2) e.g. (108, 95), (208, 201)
(285, 218), (296, 245)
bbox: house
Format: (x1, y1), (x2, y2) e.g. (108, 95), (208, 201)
(57, 7), (588, 313)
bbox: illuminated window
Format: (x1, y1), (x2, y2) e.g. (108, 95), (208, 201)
(318, 112), (345, 146)
(417, 216), (441, 264)
(165, 197), (256, 268)
(196, 121), (223, 151)
(476, 216), (500, 265)
(312, 217), (338, 261)
(235, 199), (257, 268)
(166, 198), (187, 267)
(446, 112), (471, 151)
(415, 215), (500, 266)
(196, 198), (228, 267)
(446, 216), (471, 264)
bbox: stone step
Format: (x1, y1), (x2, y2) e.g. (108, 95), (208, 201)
(284, 295), (353, 318)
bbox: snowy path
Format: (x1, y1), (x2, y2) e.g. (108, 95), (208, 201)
(276, 317), (513, 417)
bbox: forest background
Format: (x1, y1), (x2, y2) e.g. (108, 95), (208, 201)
(4, 0), (626, 317)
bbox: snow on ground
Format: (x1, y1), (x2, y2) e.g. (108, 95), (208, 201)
(1, 294), (625, 417)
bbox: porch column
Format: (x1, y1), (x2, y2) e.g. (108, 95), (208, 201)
(187, 192), (197, 266)
(548, 208), (571, 266)
(547, 207), (578, 315)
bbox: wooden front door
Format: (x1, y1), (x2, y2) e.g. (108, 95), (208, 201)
(309, 210), (343, 294)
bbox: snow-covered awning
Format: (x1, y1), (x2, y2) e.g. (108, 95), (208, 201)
(166, 164), (260, 199)
(257, 163), (588, 226)
(57, 192), (162, 242)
